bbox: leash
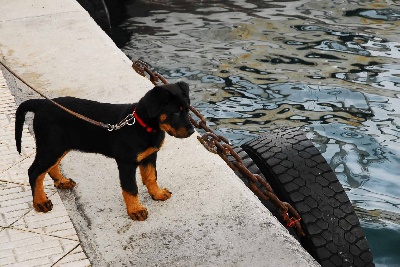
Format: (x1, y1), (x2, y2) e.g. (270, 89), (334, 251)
(0, 60), (136, 131)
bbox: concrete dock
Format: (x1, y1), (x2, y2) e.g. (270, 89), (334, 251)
(0, 0), (319, 266)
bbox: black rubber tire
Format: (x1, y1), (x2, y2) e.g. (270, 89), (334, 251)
(229, 147), (283, 223)
(231, 146), (300, 238)
(239, 127), (374, 267)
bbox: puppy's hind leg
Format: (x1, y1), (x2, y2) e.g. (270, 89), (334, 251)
(48, 151), (76, 189)
(29, 151), (64, 213)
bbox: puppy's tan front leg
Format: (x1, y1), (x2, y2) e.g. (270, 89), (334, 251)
(122, 190), (148, 221)
(140, 164), (171, 201)
(117, 160), (148, 220)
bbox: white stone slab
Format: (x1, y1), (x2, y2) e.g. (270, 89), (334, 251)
(0, 227), (78, 266)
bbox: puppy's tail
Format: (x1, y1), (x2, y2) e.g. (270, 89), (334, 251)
(15, 99), (42, 154)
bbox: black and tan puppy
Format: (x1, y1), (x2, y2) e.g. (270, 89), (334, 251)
(15, 82), (194, 221)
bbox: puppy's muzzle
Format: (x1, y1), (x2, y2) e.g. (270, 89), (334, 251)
(177, 125), (195, 138)
(160, 123), (195, 138)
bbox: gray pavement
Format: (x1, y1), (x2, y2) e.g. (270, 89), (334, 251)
(0, 0), (320, 266)
(0, 70), (90, 266)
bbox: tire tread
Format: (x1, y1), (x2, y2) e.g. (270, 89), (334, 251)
(239, 127), (374, 266)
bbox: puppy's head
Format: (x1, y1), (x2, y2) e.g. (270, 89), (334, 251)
(141, 81), (195, 138)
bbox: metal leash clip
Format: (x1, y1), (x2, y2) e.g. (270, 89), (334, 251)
(126, 113), (136, 126)
(106, 113), (136, 131)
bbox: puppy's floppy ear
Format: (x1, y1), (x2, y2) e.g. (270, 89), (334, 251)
(177, 81), (189, 97)
(142, 85), (171, 118)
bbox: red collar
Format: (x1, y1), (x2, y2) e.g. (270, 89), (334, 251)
(133, 108), (157, 133)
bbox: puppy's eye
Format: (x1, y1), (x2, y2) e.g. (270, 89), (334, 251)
(179, 106), (188, 113)
(173, 107), (184, 116)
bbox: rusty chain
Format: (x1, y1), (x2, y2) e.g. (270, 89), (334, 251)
(132, 60), (305, 237)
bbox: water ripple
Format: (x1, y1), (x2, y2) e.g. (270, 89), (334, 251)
(117, 0), (400, 264)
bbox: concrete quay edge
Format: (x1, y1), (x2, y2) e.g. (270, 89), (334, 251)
(0, 0), (319, 266)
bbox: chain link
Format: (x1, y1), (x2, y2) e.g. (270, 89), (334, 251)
(132, 60), (305, 237)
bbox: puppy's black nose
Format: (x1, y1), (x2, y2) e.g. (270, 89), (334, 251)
(187, 126), (195, 136)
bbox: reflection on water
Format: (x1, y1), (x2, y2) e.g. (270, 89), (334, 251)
(334, 63), (400, 91)
(116, 0), (400, 265)
(346, 8), (400, 21)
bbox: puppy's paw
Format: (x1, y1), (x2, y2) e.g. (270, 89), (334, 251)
(151, 188), (172, 201)
(54, 178), (76, 189)
(33, 199), (53, 213)
(128, 207), (148, 221)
